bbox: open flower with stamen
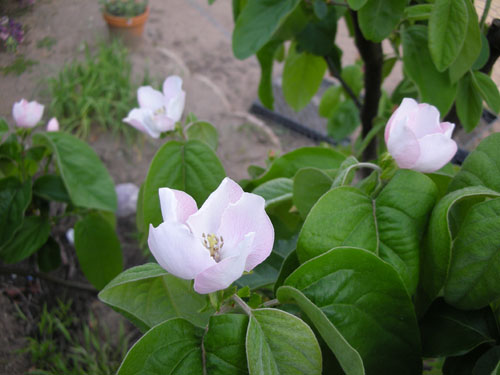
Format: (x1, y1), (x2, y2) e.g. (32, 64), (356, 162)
(148, 177), (274, 294)
(123, 75), (186, 138)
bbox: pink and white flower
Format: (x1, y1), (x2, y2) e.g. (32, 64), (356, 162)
(385, 98), (457, 173)
(148, 178), (274, 294)
(12, 99), (44, 128)
(46, 117), (59, 132)
(123, 75), (186, 139)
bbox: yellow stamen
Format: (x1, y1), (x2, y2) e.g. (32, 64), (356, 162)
(202, 233), (224, 262)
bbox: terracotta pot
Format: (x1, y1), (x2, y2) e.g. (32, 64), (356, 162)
(103, 6), (149, 44)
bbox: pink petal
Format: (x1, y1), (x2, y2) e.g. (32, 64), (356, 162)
(413, 133), (458, 173)
(441, 122), (455, 138)
(407, 103), (443, 138)
(186, 178), (242, 239)
(46, 117), (59, 132)
(163, 76), (184, 103)
(151, 114), (175, 132)
(193, 233), (254, 294)
(159, 188), (198, 224)
(12, 99), (44, 128)
(166, 91), (186, 123)
(123, 108), (151, 136)
(387, 118), (421, 169)
(148, 222), (215, 280)
(137, 86), (164, 111)
(219, 192), (274, 271)
(385, 98), (418, 143)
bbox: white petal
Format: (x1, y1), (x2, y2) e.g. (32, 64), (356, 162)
(159, 188), (198, 223)
(441, 122), (455, 138)
(385, 98), (418, 143)
(166, 91), (186, 123)
(152, 114), (175, 132)
(148, 222), (215, 280)
(413, 134), (458, 173)
(163, 76), (183, 102)
(123, 108), (159, 138)
(407, 103), (443, 139)
(186, 178), (242, 238)
(12, 99), (44, 128)
(219, 192), (274, 271)
(387, 118), (421, 169)
(193, 233), (254, 294)
(137, 86), (165, 110)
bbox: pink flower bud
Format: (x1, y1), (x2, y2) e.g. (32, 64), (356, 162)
(385, 98), (457, 173)
(46, 117), (59, 132)
(12, 99), (44, 128)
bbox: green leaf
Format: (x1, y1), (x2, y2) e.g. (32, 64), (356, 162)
(404, 4), (433, 21)
(293, 167), (333, 219)
(278, 247), (422, 375)
(282, 46), (327, 111)
(232, 0), (301, 59)
(37, 237), (61, 273)
(273, 249), (299, 294)
(297, 170), (437, 293)
(428, 0), (468, 71)
(246, 308), (322, 375)
(33, 132), (117, 212)
(472, 71), (500, 113)
(318, 86), (342, 118)
(186, 121), (218, 151)
(449, 133), (500, 193)
(116, 318), (204, 375)
(74, 213), (123, 290)
(340, 65), (363, 97)
(252, 178), (293, 209)
(257, 41), (282, 109)
(382, 56), (398, 80)
(444, 198), (500, 309)
(443, 346), (489, 375)
(472, 33), (490, 71)
(327, 99), (360, 141)
(142, 140), (225, 230)
(313, 0), (328, 18)
(0, 177), (31, 247)
(33, 174), (71, 203)
(402, 25), (457, 115)
(347, 0), (367, 11)
(204, 314), (249, 375)
(99, 263), (212, 331)
(0, 216), (50, 263)
(0, 118), (8, 138)
(473, 346), (500, 375)
(448, 0), (481, 82)
(248, 147), (345, 190)
(418, 186), (500, 313)
(456, 72), (483, 132)
(358, 0), (407, 42)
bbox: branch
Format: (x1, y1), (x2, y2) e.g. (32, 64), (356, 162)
(325, 56), (363, 110)
(0, 265), (97, 294)
(350, 10), (384, 161)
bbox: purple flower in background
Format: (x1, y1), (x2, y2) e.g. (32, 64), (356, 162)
(0, 16), (24, 45)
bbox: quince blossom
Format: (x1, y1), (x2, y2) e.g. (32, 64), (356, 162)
(123, 75), (185, 138)
(148, 178), (274, 294)
(12, 99), (44, 128)
(385, 98), (457, 173)
(46, 117), (59, 132)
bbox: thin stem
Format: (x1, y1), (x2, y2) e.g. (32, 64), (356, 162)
(232, 294), (252, 316)
(262, 298), (279, 308)
(0, 265), (97, 294)
(480, 0), (492, 31)
(325, 56), (363, 110)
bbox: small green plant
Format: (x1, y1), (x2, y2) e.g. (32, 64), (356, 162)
(20, 299), (130, 375)
(47, 39), (152, 139)
(1, 54), (37, 75)
(100, 0), (148, 17)
(36, 36), (56, 50)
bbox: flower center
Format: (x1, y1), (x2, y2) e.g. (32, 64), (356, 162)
(202, 233), (224, 262)
(154, 106), (166, 116)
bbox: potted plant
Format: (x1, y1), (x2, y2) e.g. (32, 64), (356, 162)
(100, 0), (149, 41)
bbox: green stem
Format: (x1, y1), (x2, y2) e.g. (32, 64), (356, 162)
(232, 294), (252, 316)
(480, 0), (492, 31)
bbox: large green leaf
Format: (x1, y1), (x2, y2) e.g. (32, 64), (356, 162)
(256, 41), (282, 109)
(420, 299), (496, 357)
(327, 99), (360, 141)
(402, 25), (457, 115)
(297, 170), (437, 293)
(473, 346), (500, 375)
(33, 132), (116, 212)
(204, 314), (249, 375)
(456, 72), (483, 132)
(33, 174), (71, 203)
(246, 308), (322, 375)
(449, 133), (500, 193)
(347, 0), (367, 11)
(0, 216), (50, 263)
(318, 86), (342, 118)
(232, 0), (301, 59)
(282, 46), (327, 111)
(117, 318), (204, 375)
(99, 263), (213, 332)
(358, 0), (407, 42)
(448, 0), (481, 82)
(252, 178), (293, 209)
(185, 121), (218, 151)
(428, 0), (468, 72)
(278, 247), (422, 375)
(74, 213), (123, 290)
(248, 147), (345, 190)
(418, 186), (500, 314)
(444, 198), (500, 309)
(142, 140), (225, 230)
(472, 71), (500, 113)
(293, 167), (332, 219)
(0, 177), (31, 247)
